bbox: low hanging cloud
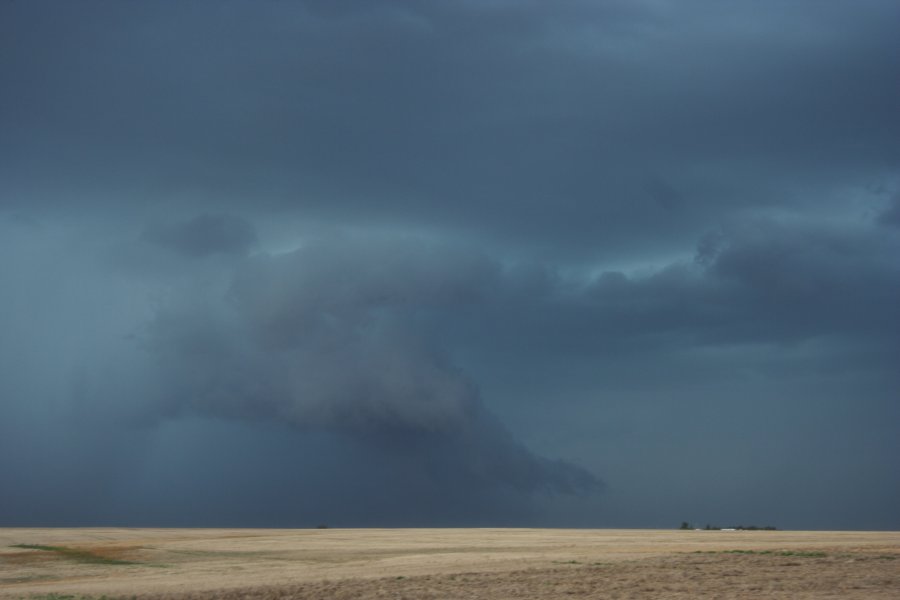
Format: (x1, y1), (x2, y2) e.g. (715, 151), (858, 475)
(132, 211), (898, 508)
(140, 234), (601, 496)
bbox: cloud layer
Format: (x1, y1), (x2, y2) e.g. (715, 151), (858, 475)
(142, 234), (600, 495)
(1, 0), (898, 528)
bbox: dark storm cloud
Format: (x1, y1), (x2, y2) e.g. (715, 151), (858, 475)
(1, 0), (899, 528)
(139, 236), (599, 495)
(584, 218), (900, 347)
(437, 214), (900, 372)
(3, 0), (898, 260)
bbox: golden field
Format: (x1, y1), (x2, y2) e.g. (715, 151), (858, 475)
(1, 527), (898, 599)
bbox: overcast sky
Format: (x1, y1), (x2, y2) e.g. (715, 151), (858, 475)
(1, 0), (898, 530)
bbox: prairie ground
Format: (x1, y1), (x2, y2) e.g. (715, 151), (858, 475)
(1, 528), (897, 599)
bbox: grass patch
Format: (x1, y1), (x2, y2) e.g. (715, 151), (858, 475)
(694, 549), (826, 558)
(28, 595), (133, 600)
(1, 575), (57, 585)
(28, 595), (111, 600)
(11, 544), (138, 566)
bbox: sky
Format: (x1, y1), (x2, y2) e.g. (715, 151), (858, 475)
(1, 0), (898, 530)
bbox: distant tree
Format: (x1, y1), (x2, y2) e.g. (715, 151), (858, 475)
(679, 521), (692, 530)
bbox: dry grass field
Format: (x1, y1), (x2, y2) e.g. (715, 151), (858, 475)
(1, 528), (898, 599)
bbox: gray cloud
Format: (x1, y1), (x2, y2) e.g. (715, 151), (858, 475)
(3, 0), (897, 262)
(141, 214), (257, 258)
(139, 237), (599, 496)
(879, 194), (900, 227)
(1, 0), (898, 529)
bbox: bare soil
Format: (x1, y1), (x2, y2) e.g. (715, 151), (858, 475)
(1, 528), (897, 599)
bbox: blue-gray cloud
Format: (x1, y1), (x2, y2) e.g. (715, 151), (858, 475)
(140, 236), (600, 496)
(141, 214), (257, 258)
(1, 0), (898, 529)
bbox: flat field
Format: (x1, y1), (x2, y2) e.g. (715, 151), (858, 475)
(1, 528), (898, 599)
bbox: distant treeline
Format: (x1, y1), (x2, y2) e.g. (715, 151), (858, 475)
(679, 522), (777, 531)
